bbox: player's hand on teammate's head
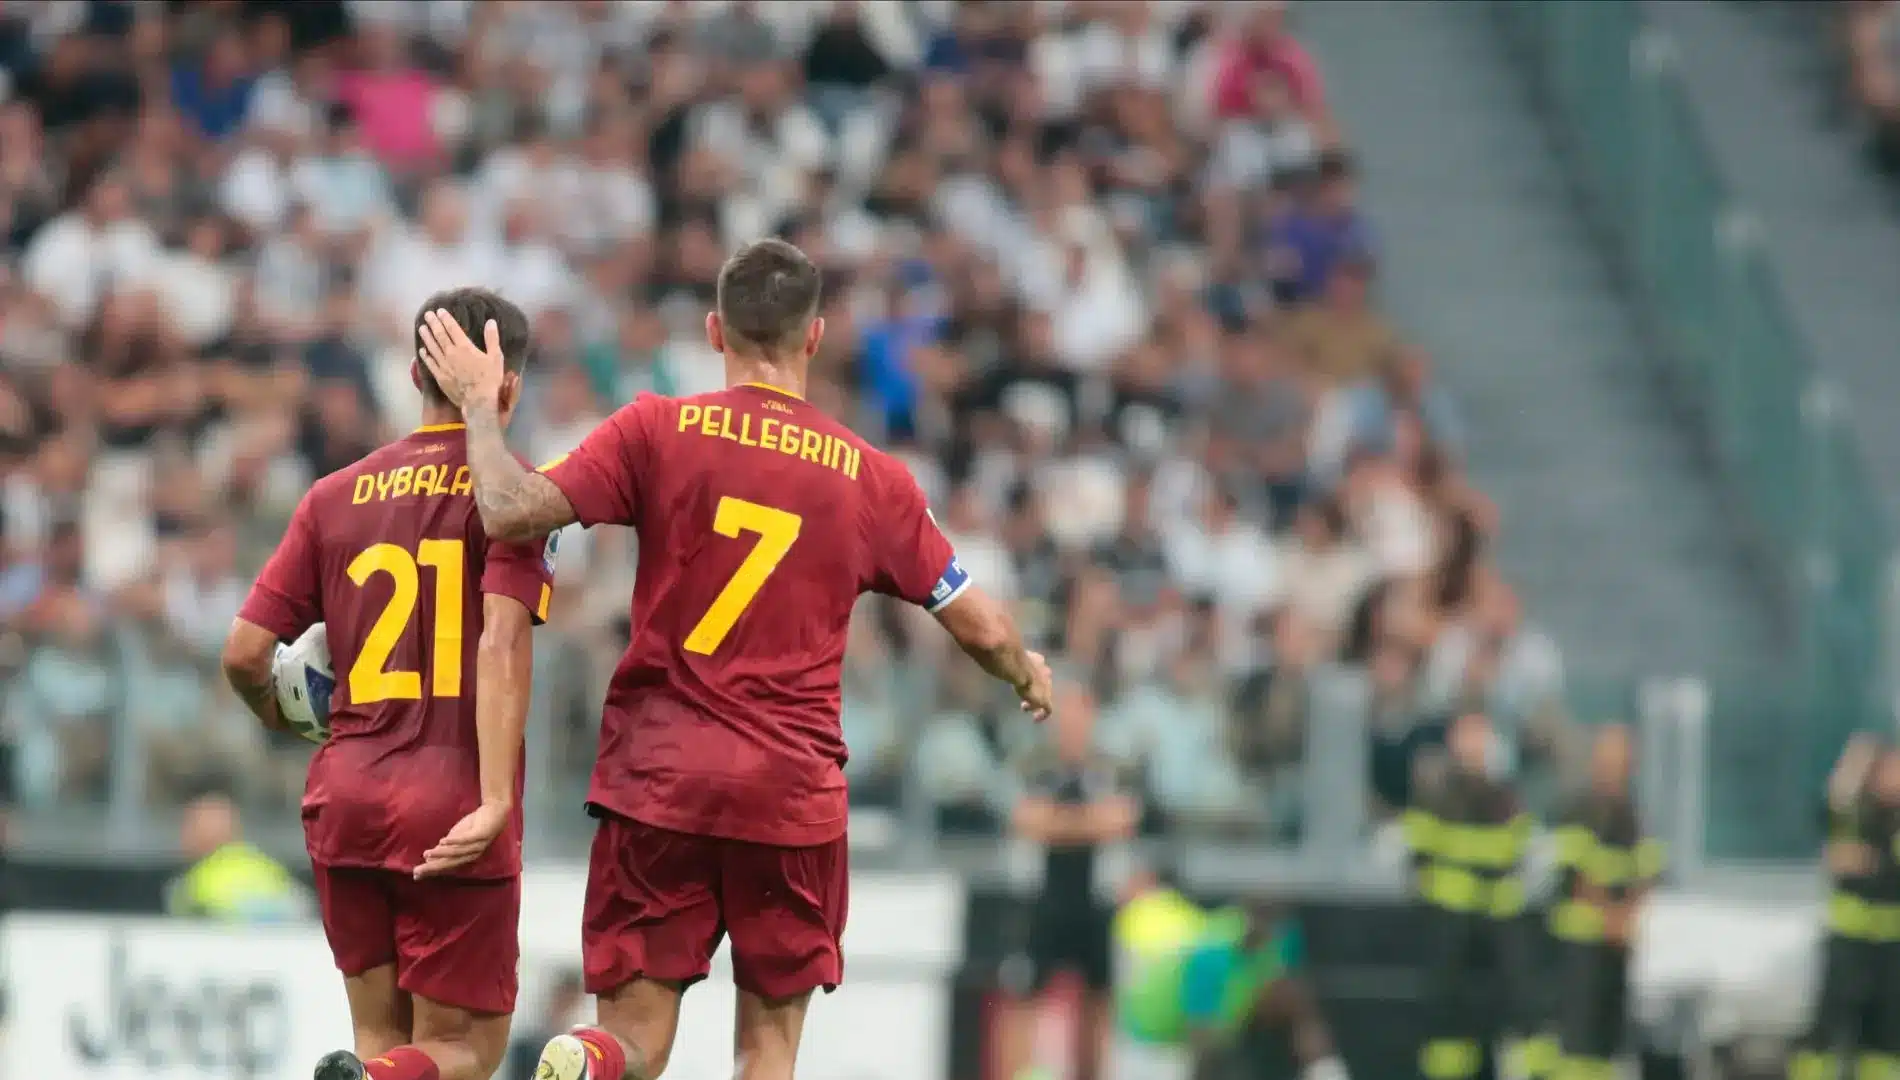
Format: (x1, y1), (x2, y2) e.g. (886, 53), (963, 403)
(1017, 649), (1054, 722)
(414, 800), (511, 879)
(417, 308), (506, 411)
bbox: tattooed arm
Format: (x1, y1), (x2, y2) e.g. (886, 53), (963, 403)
(420, 307), (642, 537)
(222, 618), (288, 732)
(416, 307), (579, 542)
(462, 401), (578, 544)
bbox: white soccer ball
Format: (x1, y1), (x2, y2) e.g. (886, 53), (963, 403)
(272, 623), (335, 745)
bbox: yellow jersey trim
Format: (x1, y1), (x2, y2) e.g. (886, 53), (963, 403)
(413, 422), (467, 434)
(739, 381), (804, 401)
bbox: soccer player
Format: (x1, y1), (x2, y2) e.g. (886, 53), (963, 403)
(415, 238), (1054, 1080)
(221, 288), (557, 1080)
(1113, 882), (1348, 1080)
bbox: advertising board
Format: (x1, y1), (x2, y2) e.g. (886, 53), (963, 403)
(1, 868), (965, 1080)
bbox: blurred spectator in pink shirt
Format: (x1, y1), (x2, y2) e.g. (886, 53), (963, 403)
(333, 21), (437, 173)
(1210, 1), (1333, 141)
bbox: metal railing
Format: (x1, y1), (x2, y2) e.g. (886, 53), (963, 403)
(10, 657), (1710, 876)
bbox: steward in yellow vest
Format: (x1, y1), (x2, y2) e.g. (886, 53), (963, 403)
(1791, 737), (1900, 1080)
(164, 793), (307, 924)
(1406, 712), (1534, 1080)
(1545, 725), (1661, 1080)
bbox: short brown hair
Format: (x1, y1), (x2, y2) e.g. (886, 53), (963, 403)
(715, 239), (822, 354)
(414, 287), (533, 403)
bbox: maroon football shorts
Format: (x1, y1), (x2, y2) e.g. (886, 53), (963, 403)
(311, 862), (521, 1015)
(581, 811), (849, 1000)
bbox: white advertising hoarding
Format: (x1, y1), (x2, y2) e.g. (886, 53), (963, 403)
(519, 866), (964, 1080)
(1, 868), (964, 1080)
(4, 915), (349, 1080)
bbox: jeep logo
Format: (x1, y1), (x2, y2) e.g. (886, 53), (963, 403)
(68, 934), (290, 1078)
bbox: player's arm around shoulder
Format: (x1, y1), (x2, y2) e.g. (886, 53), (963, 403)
(463, 414), (581, 544)
(464, 393), (665, 543)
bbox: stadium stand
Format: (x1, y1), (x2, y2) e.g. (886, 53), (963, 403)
(18, 3), (1900, 1078)
(0, 0), (1591, 855)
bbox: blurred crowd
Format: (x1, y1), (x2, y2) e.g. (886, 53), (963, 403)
(0, 0), (1569, 843)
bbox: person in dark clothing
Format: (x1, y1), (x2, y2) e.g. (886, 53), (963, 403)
(1405, 711), (1535, 1080)
(1091, 472), (1171, 612)
(802, 0), (892, 90)
(1543, 724), (1661, 1080)
(249, 0), (352, 53)
(998, 682), (1140, 1080)
(17, 33), (141, 136)
(801, 0), (891, 134)
(1789, 735), (1900, 1080)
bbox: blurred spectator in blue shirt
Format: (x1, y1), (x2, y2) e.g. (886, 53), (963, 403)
(859, 274), (946, 440)
(1262, 151), (1373, 304)
(171, 28), (255, 141)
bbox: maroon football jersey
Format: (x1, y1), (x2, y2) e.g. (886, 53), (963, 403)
(239, 423), (556, 878)
(540, 384), (966, 846)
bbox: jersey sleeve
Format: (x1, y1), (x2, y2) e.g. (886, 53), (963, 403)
(867, 463), (968, 612)
(238, 495), (323, 640)
(480, 532), (559, 625)
(536, 396), (656, 528)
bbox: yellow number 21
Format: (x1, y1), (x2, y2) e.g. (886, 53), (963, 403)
(684, 497), (802, 655)
(346, 539), (465, 704)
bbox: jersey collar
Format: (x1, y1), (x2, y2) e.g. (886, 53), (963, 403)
(738, 382), (804, 401)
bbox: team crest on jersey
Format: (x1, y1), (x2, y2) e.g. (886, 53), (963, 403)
(543, 530), (561, 574)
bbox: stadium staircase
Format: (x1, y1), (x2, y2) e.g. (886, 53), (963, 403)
(1643, 0), (1900, 525)
(1293, 0), (1781, 687)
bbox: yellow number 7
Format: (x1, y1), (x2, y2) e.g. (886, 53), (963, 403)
(684, 497), (802, 655)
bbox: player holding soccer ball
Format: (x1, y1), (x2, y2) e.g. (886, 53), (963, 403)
(416, 239), (1053, 1080)
(222, 289), (557, 1080)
